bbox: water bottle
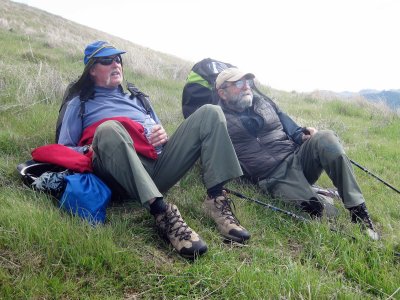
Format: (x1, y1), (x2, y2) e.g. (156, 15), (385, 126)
(143, 115), (162, 154)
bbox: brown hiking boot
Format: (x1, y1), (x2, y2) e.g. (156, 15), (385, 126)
(349, 202), (379, 240)
(155, 203), (208, 259)
(203, 195), (250, 243)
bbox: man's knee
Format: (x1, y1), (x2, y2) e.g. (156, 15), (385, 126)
(96, 120), (123, 136)
(94, 120), (132, 147)
(195, 104), (226, 123)
(315, 129), (337, 141)
(314, 129), (345, 155)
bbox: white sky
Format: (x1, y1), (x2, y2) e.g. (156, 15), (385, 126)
(12, 0), (400, 93)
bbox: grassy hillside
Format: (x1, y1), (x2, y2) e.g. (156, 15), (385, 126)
(1, 0), (399, 298)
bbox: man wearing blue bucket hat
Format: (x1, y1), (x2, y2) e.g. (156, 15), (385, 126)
(58, 41), (251, 259)
(83, 40), (126, 65)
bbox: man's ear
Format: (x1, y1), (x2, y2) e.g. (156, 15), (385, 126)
(217, 88), (227, 101)
(89, 65), (96, 76)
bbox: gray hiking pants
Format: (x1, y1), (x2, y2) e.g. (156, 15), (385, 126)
(258, 130), (365, 210)
(91, 105), (243, 207)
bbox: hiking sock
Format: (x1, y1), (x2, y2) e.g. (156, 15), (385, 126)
(150, 197), (168, 216)
(207, 182), (225, 199)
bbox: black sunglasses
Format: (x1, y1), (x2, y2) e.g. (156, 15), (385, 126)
(95, 55), (122, 66)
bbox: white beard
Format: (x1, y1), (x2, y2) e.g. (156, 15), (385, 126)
(227, 92), (253, 112)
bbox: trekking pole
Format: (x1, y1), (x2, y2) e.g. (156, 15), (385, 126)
(225, 188), (357, 238)
(350, 160), (400, 195)
(226, 188), (400, 257)
(224, 188), (310, 222)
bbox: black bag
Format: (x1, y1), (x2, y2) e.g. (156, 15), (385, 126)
(17, 160), (71, 198)
(182, 58), (235, 119)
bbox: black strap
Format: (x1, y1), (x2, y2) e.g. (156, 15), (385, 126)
(127, 82), (152, 114)
(252, 86), (279, 114)
(76, 82), (151, 123)
(78, 87), (94, 125)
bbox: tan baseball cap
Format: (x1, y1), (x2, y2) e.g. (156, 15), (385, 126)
(215, 67), (255, 89)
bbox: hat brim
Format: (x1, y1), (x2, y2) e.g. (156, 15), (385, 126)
(216, 70), (255, 89)
(225, 72), (255, 83)
(92, 48), (126, 58)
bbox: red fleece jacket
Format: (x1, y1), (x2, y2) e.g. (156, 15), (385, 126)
(32, 117), (157, 172)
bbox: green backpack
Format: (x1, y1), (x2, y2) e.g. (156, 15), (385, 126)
(181, 58), (234, 119)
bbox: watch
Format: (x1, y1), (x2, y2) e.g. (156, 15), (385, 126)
(82, 145), (91, 154)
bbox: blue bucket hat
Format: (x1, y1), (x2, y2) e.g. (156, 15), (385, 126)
(83, 41), (126, 65)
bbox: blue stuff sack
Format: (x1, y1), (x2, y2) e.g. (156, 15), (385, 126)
(60, 173), (111, 224)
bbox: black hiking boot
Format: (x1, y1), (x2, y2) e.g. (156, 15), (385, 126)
(300, 197), (324, 219)
(349, 202), (379, 240)
(155, 203), (208, 259)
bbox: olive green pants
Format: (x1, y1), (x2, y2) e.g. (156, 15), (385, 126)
(91, 105), (243, 207)
(258, 130), (364, 210)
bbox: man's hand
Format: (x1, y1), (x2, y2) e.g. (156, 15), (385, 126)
(302, 127), (318, 142)
(148, 125), (169, 147)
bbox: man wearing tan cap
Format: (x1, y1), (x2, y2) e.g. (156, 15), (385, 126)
(215, 67), (379, 240)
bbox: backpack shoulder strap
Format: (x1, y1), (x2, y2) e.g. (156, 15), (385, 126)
(55, 80), (79, 143)
(126, 82), (152, 114)
(78, 86), (95, 118)
(252, 85), (279, 113)
(55, 80), (95, 143)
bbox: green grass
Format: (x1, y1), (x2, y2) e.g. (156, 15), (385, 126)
(1, 0), (400, 298)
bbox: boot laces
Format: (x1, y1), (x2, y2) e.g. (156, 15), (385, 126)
(215, 196), (240, 225)
(162, 206), (192, 241)
(351, 203), (375, 231)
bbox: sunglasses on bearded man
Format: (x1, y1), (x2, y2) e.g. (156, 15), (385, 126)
(223, 79), (254, 89)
